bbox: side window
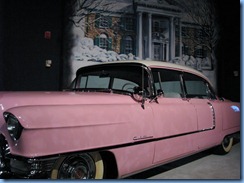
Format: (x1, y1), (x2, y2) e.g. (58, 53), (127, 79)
(152, 69), (182, 98)
(183, 73), (215, 99)
(75, 65), (150, 96)
(78, 75), (110, 89)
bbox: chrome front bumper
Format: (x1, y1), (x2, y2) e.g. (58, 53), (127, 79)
(0, 134), (58, 179)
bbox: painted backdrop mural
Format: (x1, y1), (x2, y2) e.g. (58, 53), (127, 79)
(63, 0), (219, 90)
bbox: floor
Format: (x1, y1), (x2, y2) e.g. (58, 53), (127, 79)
(127, 140), (241, 179)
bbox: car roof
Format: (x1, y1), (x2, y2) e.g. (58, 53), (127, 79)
(78, 60), (212, 85)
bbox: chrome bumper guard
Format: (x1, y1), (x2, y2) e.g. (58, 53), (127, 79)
(0, 134), (58, 178)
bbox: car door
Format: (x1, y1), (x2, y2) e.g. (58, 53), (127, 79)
(182, 72), (217, 149)
(151, 68), (198, 164)
(183, 72), (216, 131)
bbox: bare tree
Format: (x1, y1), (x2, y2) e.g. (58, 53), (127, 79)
(66, 0), (114, 30)
(174, 0), (219, 67)
(62, 0), (116, 88)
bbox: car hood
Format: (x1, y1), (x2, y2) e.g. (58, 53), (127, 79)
(0, 91), (135, 110)
(0, 91), (135, 121)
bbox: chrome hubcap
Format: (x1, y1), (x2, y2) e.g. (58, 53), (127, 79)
(58, 154), (95, 179)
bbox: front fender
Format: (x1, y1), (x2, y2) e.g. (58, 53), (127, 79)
(5, 104), (154, 158)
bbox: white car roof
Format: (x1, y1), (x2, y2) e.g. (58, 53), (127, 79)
(80, 60), (212, 86)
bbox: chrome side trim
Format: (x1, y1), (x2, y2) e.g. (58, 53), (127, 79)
(208, 102), (216, 129)
(199, 102), (216, 131)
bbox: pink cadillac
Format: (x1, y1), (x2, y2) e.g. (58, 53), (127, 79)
(0, 61), (240, 179)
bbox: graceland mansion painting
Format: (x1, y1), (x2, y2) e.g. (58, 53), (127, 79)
(62, 0), (219, 89)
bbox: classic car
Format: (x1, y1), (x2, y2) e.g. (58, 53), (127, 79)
(0, 60), (240, 179)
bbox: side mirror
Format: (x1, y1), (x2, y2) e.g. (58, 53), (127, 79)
(133, 86), (147, 96)
(133, 86), (143, 95)
(157, 89), (164, 96)
(132, 86), (147, 109)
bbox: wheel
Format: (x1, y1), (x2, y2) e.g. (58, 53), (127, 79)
(51, 152), (104, 179)
(213, 136), (234, 155)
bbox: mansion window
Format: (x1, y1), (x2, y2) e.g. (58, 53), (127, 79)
(99, 34), (108, 50)
(99, 17), (109, 28)
(120, 16), (134, 31)
(153, 20), (167, 33)
(95, 15), (112, 28)
(152, 20), (168, 40)
(124, 36), (133, 54)
(153, 21), (160, 32)
(125, 17), (134, 31)
(120, 35), (134, 54)
(94, 34), (112, 50)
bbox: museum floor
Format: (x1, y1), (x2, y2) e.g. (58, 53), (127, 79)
(127, 139), (241, 179)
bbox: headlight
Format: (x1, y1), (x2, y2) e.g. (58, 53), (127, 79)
(4, 113), (23, 141)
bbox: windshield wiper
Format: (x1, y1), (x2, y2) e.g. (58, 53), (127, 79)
(73, 88), (112, 92)
(73, 88), (134, 96)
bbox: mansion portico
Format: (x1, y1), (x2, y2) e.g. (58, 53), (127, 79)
(84, 0), (208, 63)
(135, 0), (182, 61)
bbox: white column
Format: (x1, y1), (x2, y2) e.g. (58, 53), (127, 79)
(166, 43), (169, 61)
(148, 13), (152, 59)
(169, 17), (175, 60)
(137, 12), (143, 59)
(178, 18), (182, 57)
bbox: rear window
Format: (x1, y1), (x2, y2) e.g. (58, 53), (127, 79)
(183, 73), (216, 99)
(152, 68), (182, 98)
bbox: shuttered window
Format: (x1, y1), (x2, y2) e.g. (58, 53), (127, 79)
(94, 34), (112, 51)
(95, 14), (112, 28)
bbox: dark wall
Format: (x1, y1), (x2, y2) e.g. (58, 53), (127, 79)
(1, 0), (64, 91)
(0, 1), (5, 90)
(215, 0), (240, 102)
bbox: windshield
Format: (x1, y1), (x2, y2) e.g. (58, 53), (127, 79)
(73, 64), (150, 95)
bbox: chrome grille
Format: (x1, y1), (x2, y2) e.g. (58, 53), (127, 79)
(0, 134), (58, 178)
(0, 134), (11, 177)
(0, 134), (10, 158)
(27, 157), (58, 177)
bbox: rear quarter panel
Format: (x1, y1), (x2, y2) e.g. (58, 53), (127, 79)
(221, 101), (240, 130)
(192, 100), (240, 151)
